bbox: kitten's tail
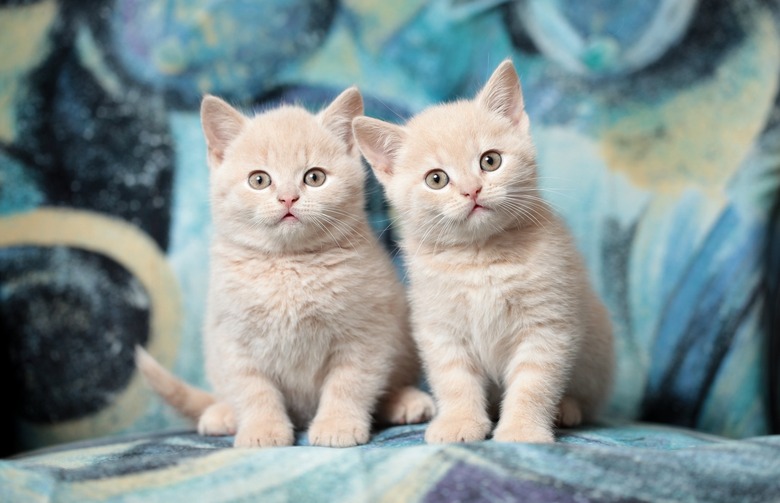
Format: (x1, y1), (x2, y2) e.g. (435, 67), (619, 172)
(135, 346), (216, 420)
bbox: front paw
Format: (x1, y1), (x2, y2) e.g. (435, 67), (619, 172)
(308, 417), (370, 447)
(424, 415), (491, 443)
(492, 421), (554, 443)
(198, 402), (237, 436)
(382, 386), (436, 425)
(234, 420), (294, 448)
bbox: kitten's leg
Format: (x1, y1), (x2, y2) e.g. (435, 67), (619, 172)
(493, 334), (572, 443)
(198, 401), (237, 436)
(379, 386), (435, 425)
(556, 395), (582, 428)
(230, 373), (294, 448)
(308, 360), (385, 448)
(563, 296), (614, 423)
(423, 344), (491, 443)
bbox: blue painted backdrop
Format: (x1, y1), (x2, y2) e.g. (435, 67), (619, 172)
(0, 0), (777, 452)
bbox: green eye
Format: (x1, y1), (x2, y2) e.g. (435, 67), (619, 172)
(480, 150), (502, 171)
(248, 170), (271, 190)
(425, 170), (449, 190)
(304, 168), (326, 187)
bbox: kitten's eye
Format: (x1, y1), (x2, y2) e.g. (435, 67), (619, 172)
(248, 170), (271, 190)
(425, 170), (449, 190)
(304, 168), (326, 187)
(480, 151), (502, 172)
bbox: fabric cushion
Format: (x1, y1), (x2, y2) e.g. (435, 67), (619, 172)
(2, 424), (779, 502)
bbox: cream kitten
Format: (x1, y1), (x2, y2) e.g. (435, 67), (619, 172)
(352, 60), (614, 444)
(137, 88), (434, 448)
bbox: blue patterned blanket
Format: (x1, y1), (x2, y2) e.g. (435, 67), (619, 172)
(3, 423), (778, 502)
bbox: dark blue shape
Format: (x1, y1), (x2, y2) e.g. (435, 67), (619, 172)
(100, 0), (337, 108)
(12, 49), (174, 249)
(28, 431), (230, 481)
(767, 189), (780, 434)
(643, 206), (764, 427)
(423, 460), (631, 503)
(0, 247), (150, 423)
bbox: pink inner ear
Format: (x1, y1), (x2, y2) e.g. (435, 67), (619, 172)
(478, 62), (526, 125)
(353, 118), (405, 181)
(201, 97), (246, 167)
(320, 88), (364, 150)
(482, 86), (524, 125)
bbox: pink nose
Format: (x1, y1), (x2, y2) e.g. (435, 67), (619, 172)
(462, 187), (481, 201)
(279, 196), (299, 209)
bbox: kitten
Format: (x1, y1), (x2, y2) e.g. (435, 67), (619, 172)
(352, 60), (614, 444)
(136, 88), (434, 448)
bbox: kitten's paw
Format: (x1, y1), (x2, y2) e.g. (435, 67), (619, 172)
(556, 396), (582, 428)
(382, 386), (436, 425)
(308, 417), (371, 448)
(492, 422), (555, 443)
(198, 402), (237, 436)
(424, 416), (491, 443)
(233, 421), (294, 448)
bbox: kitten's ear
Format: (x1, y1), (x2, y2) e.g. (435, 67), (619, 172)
(319, 87), (364, 153)
(201, 95), (247, 167)
(476, 59), (526, 126)
(352, 117), (405, 185)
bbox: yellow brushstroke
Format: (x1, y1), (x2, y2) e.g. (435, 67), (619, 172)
(65, 449), (245, 498)
(0, 0), (58, 142)
(0, 208), (182, 446)
(378, 449), (456, 503)
(154, 38), (188, 76)
(0, 1), (57, 73)
(0, 79), (16, 141)
(196, 9), (218, 47)
(600, 11), (780, 193)
(299, 26), (362, 88)
(342, 0), (424, 51)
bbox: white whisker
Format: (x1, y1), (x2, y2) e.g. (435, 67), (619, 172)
(310, 215), (345, 252)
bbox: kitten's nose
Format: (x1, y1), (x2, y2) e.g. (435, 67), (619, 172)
(278, 195), (300, 209)
(462, 187), (482, 201)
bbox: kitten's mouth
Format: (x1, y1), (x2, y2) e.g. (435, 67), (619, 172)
(468, 203), (488, 217)
(280, 212), (299, 223)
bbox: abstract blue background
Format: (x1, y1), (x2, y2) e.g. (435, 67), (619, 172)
(0, 0), (777, 454)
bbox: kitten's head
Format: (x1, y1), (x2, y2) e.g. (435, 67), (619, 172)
(201, 88), (366, 253)
(353, 60), (539, 247)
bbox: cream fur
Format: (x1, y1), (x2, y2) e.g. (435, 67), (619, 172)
(137, 88), (433, 448)
(353, 60), (614, 444)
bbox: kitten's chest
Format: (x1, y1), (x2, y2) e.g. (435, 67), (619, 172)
(413, 257), (534, 369)
(222, 262), (338, 394)
(230, 255), (341, 312)
(422, 257), (532, 319)
(213, 254), (347, 350)
(460, 267), (525, 341)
